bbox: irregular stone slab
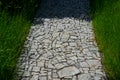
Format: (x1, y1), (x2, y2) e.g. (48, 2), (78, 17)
(78, 73), (106, 80)
(30, 75), (39, 80)
(86, 60), (102, 69)
(39, 76), (47, 80)
(57, 66), (80, 78)
(80, 62), (89, 68)
(94, 73), (107, 80)
(54, 63), (67, 69)
(78, 74), (92, 80)
(32, 67), (40, 72)
(37, 60), (45, 67)
(53, 79), (60, 80)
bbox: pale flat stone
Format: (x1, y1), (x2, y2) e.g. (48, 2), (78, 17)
(72, 76), (77, 80)
(31, 72), (39, 75)
(70, 36), (77, 39)
(78, 74), (92, 80)
(39, 76), (47, 80)
(54, 63), (66, 69)
(62, 33), (69, 40)
(57, 66), (80, 78)
(37, 60), (45, 67)
(69, 42), (77, 47)
(83, 68), (89, 73)
(53, 72), (58, 78)
(23, 71), (30, 77)
(30, 75), (39, 80)
(28, 66), (33, 71)
(52, 78), (60, 80)
(62, 42), (69, 46)
(69, 56), (77, 61)
(53, 32), (59, 37)
(48, 63), (55, 68)
(80, 62), (89, 68)
(94, 73), (106, 80)
(96, 69), (105, 75)
(43, 39), (51, 43)
(56, 44), (62, 48)
(32, 67), (40, 72)
(67, 60), (75, 65)
(44, 18), (50, 21)
(86, 60), (102, 69)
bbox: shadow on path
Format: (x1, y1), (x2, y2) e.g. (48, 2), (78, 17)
(33, 0), (91, 24)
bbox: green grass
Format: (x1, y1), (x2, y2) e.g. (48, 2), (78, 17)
(90, 0), (120, 80)
(0, 12), (31, 80)
(1, 0), (120, 79)
(0, 0), (41, 80)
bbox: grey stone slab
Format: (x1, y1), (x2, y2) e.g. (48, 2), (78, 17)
(78, 74), (92, 80)
(86, 60), (102, 69)
(32, 67), (40, 72)
(39, 76), (47, 80)
(57, 66), (80, 78)
(30, 75), (39, 80)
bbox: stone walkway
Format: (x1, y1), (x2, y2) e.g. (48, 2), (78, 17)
(17, 0), (107, 80)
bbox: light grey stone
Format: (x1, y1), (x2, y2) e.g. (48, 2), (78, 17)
(48, 62), (55, 68)
(72, 76), (77, 80)
(57, 66), (80, 78)
(69, 56), (77, 61)
(69, 43), (77, 47)
(53, 79), (61, 80)
(53, 32), (60, 37)
(80, 62), (89, 68)
(43, 39), (51, 43)
(78, 74), (92, 80)
(67, 60), (75, 65)
(70, 36), (77, 39)
(44, 18), (50, 21)
(83, 68), (89, 73)
(39, 76), (47, 80)
(56, 44), (62, 48)
(53, 72), (58, 78)
(37, 60), (45, 67)
(23, 71), (30, 77)
(96, 69), (105, 75)
(30, 75), (39, 80)
(32, 67), (40, 72)
(54, 63), (66, 69)
(86, 60), (102, 69)
(31, 72), (39, 75)
(94, 74), (106, 80)
(28, 66), (33, 71)
(62, 42), (69, 46)
(62, 33), (69, 40)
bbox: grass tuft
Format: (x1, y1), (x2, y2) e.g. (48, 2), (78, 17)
(0, 12), (31, 80)
(0, 0), (41, 79)
(90, 0), (120, 80)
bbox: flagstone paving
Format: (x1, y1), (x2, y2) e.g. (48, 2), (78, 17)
(17, 0), (107, 80)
